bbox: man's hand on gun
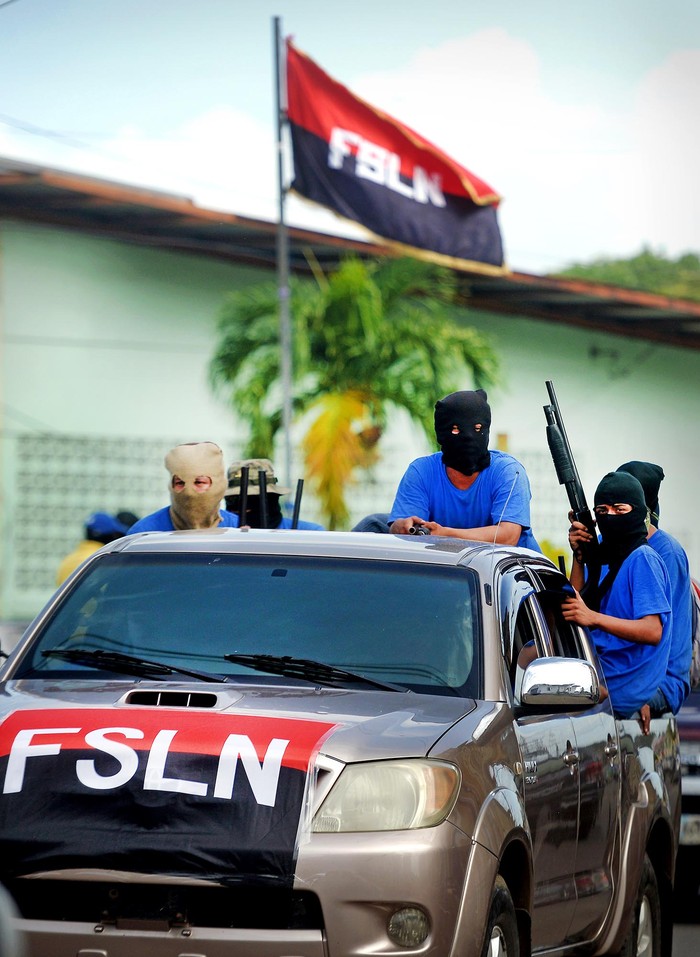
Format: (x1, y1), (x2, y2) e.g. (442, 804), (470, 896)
(568, 514), (594, 566)
(561, 509), (599, 625)
(390, 516), (437, 535)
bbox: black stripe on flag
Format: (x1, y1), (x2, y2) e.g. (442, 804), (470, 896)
(0, 749), (310, 887)
(290, 123), (504, 269)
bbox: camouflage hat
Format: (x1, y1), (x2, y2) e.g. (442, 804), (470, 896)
(226, 458), (291, 495)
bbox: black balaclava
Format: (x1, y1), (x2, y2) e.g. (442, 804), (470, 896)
(616, 461), (665, 528)
(225, 494), (283, 529)
(594, 472), (649, 595)
(434, 390), (491, 475)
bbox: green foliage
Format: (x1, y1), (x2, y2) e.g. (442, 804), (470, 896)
(554, 247), (700, 302)
(538, 538), (570, 576)
(209, 255), (500, 527)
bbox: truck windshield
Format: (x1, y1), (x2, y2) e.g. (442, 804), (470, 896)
(13, 553), (481, 697)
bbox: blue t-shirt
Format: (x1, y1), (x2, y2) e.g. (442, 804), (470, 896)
(129, 507), (239, 533)
(278, 517), (325, 530)
(591, 545), (672, 717)
(389, 450), (539, 551)
(650, 529), (693, 713)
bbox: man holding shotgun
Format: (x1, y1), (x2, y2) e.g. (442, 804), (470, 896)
(563, 471), (672, 721)
(544, 384), (672, 723)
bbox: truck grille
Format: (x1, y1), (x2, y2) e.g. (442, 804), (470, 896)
(6, 879), (323, 930)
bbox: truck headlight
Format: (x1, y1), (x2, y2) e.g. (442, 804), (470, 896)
(312, 759), (460, 832)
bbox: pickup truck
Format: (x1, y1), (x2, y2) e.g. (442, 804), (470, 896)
(0, 529), (680, 957)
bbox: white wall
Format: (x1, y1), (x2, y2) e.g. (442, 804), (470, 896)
(1, 220), (267, 441)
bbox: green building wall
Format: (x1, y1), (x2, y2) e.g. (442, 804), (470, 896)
(2, 217), (700, 631)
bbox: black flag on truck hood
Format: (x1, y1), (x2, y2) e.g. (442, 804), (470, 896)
(0, 707), (336, 887)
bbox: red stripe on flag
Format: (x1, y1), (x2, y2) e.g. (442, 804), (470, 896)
(0, 708), (337, 772)
(286, 40), (500, 206)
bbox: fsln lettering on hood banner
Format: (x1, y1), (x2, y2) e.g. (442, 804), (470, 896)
(0, 708), (336, 887)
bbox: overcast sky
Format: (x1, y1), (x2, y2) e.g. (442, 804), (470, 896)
(1, 0), (698, 273)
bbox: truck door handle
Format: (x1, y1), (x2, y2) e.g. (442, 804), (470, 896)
(563, 742), (580, 768)
(604, 734), (618, 759)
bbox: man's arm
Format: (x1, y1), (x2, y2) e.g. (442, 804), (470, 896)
(404, 520), (522, 545)
(389, 462), (430, 531)
(390, 455), (527, 544)
(561, 590), (663, 645)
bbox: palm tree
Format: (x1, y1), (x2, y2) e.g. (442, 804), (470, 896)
(209, 256), (499, 528)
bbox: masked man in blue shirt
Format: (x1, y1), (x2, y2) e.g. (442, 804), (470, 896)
(563, 471), (672, 719)
(616, 460), (692, 717)
(129, 442), (239, 533)
(388, 390), (539, 549)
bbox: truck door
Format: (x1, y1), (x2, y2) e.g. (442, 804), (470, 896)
(529, 567), (620, 941)
(500, 568), (579, 949)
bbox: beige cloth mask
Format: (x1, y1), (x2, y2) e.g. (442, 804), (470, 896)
(164, 442), (228, 530)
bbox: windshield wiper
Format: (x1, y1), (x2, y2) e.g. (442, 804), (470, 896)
(42, 649), (226, 683)
(223, 653), (407, 692)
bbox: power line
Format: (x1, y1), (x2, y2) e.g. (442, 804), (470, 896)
(0, 111), (271, 201)
(5, 334), (212, 353)
(0, 112), (123, 158)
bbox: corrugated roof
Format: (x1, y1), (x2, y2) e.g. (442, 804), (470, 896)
(2, 156), (699, 351)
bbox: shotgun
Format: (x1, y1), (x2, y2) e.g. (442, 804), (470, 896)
(543, 380), (601, 608)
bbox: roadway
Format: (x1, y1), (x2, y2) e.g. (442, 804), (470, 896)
(673, 921), (699, 955)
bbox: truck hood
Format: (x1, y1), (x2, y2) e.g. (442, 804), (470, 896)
(0, 680), (478, 887)
(0, 680), (477, 762)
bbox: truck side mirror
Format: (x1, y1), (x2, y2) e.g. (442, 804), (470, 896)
(520, 657), (600, 709)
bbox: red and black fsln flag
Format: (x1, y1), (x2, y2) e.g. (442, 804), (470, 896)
(0, 708), (335, 888)
(286, 40), (505, 274)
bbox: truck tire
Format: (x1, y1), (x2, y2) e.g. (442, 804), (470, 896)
(481, 876), (519, 957)
(615, 854), (661, 957)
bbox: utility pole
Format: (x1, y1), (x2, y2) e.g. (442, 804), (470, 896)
(273, 16), (293, 489)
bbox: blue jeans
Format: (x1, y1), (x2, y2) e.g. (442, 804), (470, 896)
(351, 512), (391, 533)
(646, 688), (671, 715)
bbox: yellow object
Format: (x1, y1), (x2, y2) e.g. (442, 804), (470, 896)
(55, 540), (102, 586)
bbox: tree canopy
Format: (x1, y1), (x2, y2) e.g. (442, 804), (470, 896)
(554, 248), (700, 302)
(210, 255), (499, 528)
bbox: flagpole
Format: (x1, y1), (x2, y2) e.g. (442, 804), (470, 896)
(273, 16), (293, 490)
